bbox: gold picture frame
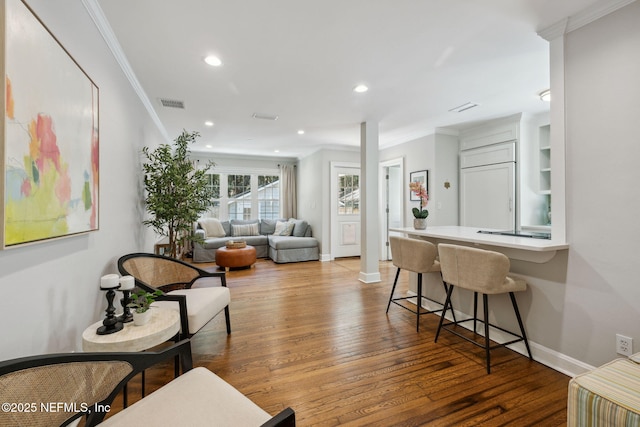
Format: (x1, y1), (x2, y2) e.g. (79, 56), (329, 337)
(1, 0), (99, 248)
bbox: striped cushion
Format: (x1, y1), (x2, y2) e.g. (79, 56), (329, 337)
(231, 223), (259, 236)
(568, 358), (640, 426)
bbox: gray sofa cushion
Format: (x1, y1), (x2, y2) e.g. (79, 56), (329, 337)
(259, 218), (287, 235)
(268, 235), (318, 250)
(221, 221), (231, 236)
(289, 219), (309, 237)
(200, 235), (268, 249)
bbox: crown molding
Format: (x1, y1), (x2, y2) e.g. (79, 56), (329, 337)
(538, 0), (637, 40)
(81, 0), (170, 142)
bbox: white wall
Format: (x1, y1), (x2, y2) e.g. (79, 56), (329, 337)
(559, 0), (640, 366)
(0, 0), (165, 360)
(380, 133), (459, 227)
(190, 152), (295, 173)
(298, 148), (360, 258)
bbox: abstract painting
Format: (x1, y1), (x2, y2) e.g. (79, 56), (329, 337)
(2, 0), (99, 248)
(409, 170), (428, 201)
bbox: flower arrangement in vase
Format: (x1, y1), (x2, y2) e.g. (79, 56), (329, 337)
(409, 181), (429, 229)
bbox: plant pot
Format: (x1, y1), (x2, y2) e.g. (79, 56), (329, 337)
(413, 218), (427, 230)
(133, 310), (151, 326)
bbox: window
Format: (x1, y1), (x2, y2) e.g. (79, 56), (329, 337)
(206, 174), (221, 218)
(258, 175), (280, 219)
(228, 174), (251, 220)
(203, 170), (280, 220)
(338, 173), (359, 215)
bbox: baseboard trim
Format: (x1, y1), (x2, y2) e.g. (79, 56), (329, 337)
(359, 271), (381, 284)
(406, 291), (595, 377)
(320, 254), (331, 262)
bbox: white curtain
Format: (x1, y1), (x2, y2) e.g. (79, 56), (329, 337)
(280, 164), (297, 219)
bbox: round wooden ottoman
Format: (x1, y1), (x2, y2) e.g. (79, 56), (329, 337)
(216, 245), (257, 271)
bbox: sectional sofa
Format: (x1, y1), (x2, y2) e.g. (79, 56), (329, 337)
(193, 218), (319, 264)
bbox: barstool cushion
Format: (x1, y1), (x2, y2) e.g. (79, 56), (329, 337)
(438, 244), (526, 294)
(390, 236), (439, 274)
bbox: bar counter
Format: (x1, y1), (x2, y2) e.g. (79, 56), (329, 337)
(389, 226), (569, 263)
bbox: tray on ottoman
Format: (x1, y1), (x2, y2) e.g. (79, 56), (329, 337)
(225, 240), (246, 249)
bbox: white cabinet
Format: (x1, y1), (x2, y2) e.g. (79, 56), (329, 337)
(460, 117), (519, 151)
(460, 144), (515, 230)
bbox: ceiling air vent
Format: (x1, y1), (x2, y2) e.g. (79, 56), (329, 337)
(159, 98), (185, 109)
(448, 102), (479, 113)
(252, 113), (279, 121)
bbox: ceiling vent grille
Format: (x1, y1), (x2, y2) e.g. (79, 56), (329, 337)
(159, 98), (185, 109)
(252, 113), (279, 121)
(448, 102), (479, 113)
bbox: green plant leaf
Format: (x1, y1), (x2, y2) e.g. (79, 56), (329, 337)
(142, 130), (215, 258)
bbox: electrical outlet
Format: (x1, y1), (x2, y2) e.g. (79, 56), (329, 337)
(616, 334), (633, 356)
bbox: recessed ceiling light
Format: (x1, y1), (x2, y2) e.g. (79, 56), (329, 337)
(274, 150), (280, 153)
(297, 130), (305, 135)
(204, 121), (214, 127)
(539, 89), (551, 102)
(204, 55), (222, 67)
(205, 144), (213, 148)
(353, 84), (369, 93)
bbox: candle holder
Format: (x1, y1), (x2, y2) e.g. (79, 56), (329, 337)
(97, 284), (124, 335)
(117, 289), (133, 323)
(117, 275), (135, 324)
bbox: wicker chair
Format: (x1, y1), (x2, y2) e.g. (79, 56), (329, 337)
(118, 253), (231, 339)
(0, 340), (193, 427)
(0, 340), (296, 427)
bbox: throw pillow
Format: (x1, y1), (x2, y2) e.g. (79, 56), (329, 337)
(273, 220), (294, 236)
(231, 223), (260, 236)
(289, 218), (309, 237)
(260, 218), (287, 235)
(198, 218), (226, 238)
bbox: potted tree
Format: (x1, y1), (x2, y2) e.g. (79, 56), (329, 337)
(127, 289), (163, 326)
(142, 130), (214, 259)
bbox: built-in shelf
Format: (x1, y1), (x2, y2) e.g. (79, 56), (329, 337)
(539, 124), (551, 194)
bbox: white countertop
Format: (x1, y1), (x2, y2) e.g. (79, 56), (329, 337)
(389, 226), (569, 263)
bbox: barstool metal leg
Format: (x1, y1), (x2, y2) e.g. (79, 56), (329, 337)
(473, 292), (479, 333)
(483, 293), (491, 374)
(509, 292), (533, 359)
(435, 284), (455, 342)
(386, 268), (401, 313)
(416, 273), (423, 332)
(441, 281), (457, 323)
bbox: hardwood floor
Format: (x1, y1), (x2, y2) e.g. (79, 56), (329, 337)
(117, 258), (570, 426)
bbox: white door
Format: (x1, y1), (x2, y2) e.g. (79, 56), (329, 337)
(460, 162), (515, 230)
(384, 164), (403, 260)
(331, 165), (361, 258)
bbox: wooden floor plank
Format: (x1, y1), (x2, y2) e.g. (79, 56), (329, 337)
(111, 258), (570, 426)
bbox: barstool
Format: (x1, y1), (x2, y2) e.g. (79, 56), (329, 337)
(434, 243), (532, 374)
(386, 236), (455, 332)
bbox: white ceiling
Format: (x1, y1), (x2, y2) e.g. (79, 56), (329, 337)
(94, 0), (603, 159)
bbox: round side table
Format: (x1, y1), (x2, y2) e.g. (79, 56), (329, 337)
(82, 307), (180, 352)
(82, 307), (181, 407)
